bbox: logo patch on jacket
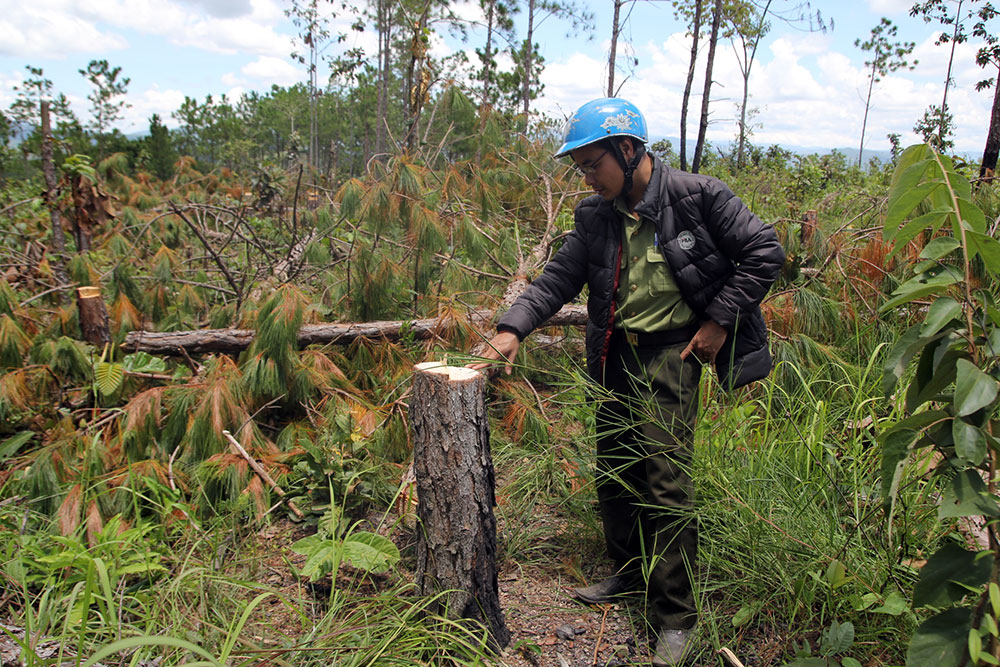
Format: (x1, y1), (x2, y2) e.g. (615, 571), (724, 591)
(677, 230), (696, 250)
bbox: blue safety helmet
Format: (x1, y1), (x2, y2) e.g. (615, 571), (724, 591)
(554, 97), (648, 158)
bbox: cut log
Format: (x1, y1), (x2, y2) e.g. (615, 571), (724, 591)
(123, 304), (587, 355)
(410, 362), (509, 651)
(77, 286), (110, 347)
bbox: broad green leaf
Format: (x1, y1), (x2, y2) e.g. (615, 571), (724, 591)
(825, 559), (848, 589)
(920, 298), (962, 338)
(117, 562), (168, 575)
(883, 325), (943, 397)
(290, 534), (323, 556)
(880, 409), (950, 439)
(341, 531), (400, 573)
(887, 147), (935, 214)
(93, 362), (124, 396)
(880, 271), (959, 312)
(881, 428), (918, 511)
(873, 591), (908, 616)
(885, 182), (944, 235)
(957, 198), (987, 234)
(992, 582), (1000, 618)
(985, 613), (999, 638)
(906, 348), (959, 413)
(920, 236), (961, 260)
(907, 607), (970, 667)
(732, 604), (756, 627)
(969, 628), (982, 664)
(939, 469), (1000, 519)
(913, 542), (991, 607)
(0, 431), (33, 461)
(967, 230), (1000, 276)
(300, 544), (338, 581)
(841, 659), (863, 667)
(820, 619), (854, 654)
(880, 411), (949, 510)
(953, 418), (987, 465)
(954, 359), (998, 417)
(123, 351), (167, 374)
(889, 209), (953, 257)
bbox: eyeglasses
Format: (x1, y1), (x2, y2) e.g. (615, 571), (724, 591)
(571, 150), (610, 176)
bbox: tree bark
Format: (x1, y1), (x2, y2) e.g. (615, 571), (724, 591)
(410, 362), (509, 651)
(521, 0), (535, 118)
(981, 70), (1000, 181)
(858, 62), (876, 168)
(692, 0), (722, 174)
(607, 0), (623, 97)
(40, 101), (71, 299)
(77, 286), (110, 346)
(122, 305), (588, 355)
(680, 0), (703, 172)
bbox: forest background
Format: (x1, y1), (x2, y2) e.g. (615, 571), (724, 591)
(2, 0), (1000, 666)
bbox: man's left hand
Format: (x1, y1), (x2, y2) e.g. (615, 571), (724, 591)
(680, 320), (727, 364)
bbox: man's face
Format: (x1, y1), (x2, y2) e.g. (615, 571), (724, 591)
(570, 142), (623, 201)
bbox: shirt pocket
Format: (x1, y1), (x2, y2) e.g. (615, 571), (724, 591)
(647, 247), (673, 296)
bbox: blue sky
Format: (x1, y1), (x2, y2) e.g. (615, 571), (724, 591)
(0, 0), (994, 154)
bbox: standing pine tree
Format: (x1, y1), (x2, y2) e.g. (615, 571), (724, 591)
(146, 114), (175, 180)
(855, 18), (915, 168)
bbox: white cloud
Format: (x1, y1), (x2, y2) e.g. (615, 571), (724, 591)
(536, 24), (991, 153)
(176, 0), (253, 19)
(2, 0), (290, 60)
(0, 3), (129, 58)
(240, 56), (301, 86)
(119, 87), (187, 132)
(865, 0), (912, 15)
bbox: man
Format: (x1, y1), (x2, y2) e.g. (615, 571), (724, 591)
(470, 98), (785, 665)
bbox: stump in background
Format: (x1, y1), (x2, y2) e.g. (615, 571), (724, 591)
(410, 362), (510, 651)
(76, 286), (110, 347)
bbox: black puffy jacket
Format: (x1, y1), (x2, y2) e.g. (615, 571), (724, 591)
(496, 155), (786, 390)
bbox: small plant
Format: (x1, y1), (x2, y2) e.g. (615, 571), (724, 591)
(879, 144), (1000, 665)
(290, 503), (400, 584)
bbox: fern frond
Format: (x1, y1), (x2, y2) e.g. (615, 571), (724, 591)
(336, 178), (367, 220)
(57, 483), (83, 536)
(0, 314), (31, 369)
(110, 293), (144, 335)
(68, 254), (99, 286)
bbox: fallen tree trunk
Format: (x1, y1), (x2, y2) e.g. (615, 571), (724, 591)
(410, 362), (509, 651)
(123, 304), (587, 355)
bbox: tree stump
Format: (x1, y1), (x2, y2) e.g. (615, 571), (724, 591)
(76, 286), (110, 347)
(410, 362), (510, 651)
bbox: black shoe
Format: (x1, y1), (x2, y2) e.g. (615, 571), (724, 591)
(573, 574), (632, 604)
(651, 628), (693, 666)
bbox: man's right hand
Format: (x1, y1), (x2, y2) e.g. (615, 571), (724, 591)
(467, 331), (520, 375)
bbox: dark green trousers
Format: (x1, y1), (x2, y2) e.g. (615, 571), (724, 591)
(596, 337), (701, 631)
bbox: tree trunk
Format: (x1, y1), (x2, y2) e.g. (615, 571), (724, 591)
(939, 0), (963, 149)
(981, 71), (1000, 182)
(521, 0), (535, 118)
(680, 0), (703, 172)
(375, 0), (392, 159)
(481, 0), (496, 108)
(607, 0), (623, 97)
(77, 286), (110, 346)
(40, 101), (71, 299)
(122, 305), (589, 355)
(692, 0), (722, 174)
(859, 63), (876, 168)
(410, 362), (509, 652)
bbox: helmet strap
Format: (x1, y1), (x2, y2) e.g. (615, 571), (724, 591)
(613, 138), (646, 198)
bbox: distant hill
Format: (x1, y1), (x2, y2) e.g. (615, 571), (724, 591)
(648, 135), (895, 165)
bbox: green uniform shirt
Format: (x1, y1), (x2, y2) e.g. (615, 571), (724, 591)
(614, 198), (697, 332)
